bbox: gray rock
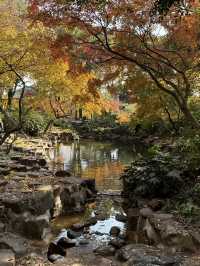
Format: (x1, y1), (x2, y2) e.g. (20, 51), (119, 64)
(115, 213), (127, 223)
(0, 222), (5, 232)
(148, 199), (164, 211)
(79, 239), (89, 245)
(0, 233), (28, 256)
(71, 223), (85, 231)
(94, 245), (116, 256)
(139, 207), (153, 218)
(3, 186), (54, 215)
(48, 254), (65, 263)
(109, 238), (126, 249)
(0, 249), (15, 266)
(67, 229), (81, 239)
(85, 217), (97, 226)
(149, 213), (195, 251)
(110, 226), (121, 237)
(116, 244), (182, 265)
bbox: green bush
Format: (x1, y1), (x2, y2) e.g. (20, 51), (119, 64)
(53, 118), (71, 129)
(122, 153), (186, 198)
(22, 111), (48, 136)
(176, 201), (200, 218)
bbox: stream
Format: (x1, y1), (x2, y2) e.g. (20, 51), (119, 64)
(47, 140), (135, 242)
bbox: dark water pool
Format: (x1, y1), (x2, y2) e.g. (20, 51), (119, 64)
(47, 140), (135, 192)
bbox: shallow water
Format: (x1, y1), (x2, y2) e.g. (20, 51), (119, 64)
(48, 140), (135, 239)
(47, 140), (135, 192)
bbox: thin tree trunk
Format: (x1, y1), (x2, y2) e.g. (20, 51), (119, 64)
(43, 119), (54, 134)
(180, 102), (200, 128)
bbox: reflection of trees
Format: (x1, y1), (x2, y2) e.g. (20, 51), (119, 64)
(50, 141), (134, 191)
(82, 161), (125, 191)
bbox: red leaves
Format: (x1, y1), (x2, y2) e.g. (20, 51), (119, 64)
(28, 0), (39, 16)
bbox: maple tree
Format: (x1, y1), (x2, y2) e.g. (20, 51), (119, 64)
(0, 0), (105, 143)
(30, 59), (102, 123)
(0, 0), (52, 143)
(28, 0), (200, 128)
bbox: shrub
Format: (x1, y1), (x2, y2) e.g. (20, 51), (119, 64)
(53, 118), (71, 129)
(122, 153), (186, 198)
(22, 111), (48, 136)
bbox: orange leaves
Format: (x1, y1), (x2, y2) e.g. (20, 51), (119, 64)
(171, 14), (199, 48)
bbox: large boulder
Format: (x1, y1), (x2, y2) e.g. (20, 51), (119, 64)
(3, 186), (54, 216)
(0, 233), (28, 257)
(116, 244), (182, 265)
(148, 213), (196, 251)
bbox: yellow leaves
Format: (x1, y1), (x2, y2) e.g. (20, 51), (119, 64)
(117, 111), (130, 124)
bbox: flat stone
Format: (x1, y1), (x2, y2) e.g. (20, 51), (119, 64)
(0, 249), (15, 266)
(0, 233), (28, 256)
(116, 244), (182, 265)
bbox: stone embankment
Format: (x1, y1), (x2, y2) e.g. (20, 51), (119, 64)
(0, 142), (96, 265)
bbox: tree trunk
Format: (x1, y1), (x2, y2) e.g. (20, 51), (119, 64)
(180, 102), (200, 129)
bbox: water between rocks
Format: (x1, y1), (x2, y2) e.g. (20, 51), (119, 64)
(47, 140), (135, 241)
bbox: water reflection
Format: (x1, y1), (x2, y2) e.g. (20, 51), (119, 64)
(48, 141), (134, 192)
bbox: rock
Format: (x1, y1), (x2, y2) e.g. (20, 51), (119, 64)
(95, 213), (107, 221)
(0, 180), (8, 187)
(109, 238), (126, 249)
(18, 158), (38, 166)
(60, 186), (86, 214)
(48, 229), (77, 258)
(139, 207), (153, 218)
(3, 186), (54, 215)
(0, 222), (5, 232)
(0, 168), (10, 176)
(10, 164), (28, 172)
(115, 213), (127, 223)
(48, 241), (66, 258)
(48, 254), (65, 263)
(67, 229), (81, 239)
(85, 217), (97, 226)
(0, 249), (15, 266)
(149, 213), (196, 251)
(38, 158), (47, 167)
(148, 199), (164, 211)
(71, 223), (85, 231)
(109, 226), (120, 237)
(116, 244), (182, 265)
(126, 208), (140, 231)
(81, 179), (96, 193)
(0, 233), (28, 256)
(22, 210), (51, 239)
(79, 239), (89, 245)
(55, 170), (71, 177)
(94, 245), (116, 256)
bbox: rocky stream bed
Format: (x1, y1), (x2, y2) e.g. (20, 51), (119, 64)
(0, 132), (200, 265)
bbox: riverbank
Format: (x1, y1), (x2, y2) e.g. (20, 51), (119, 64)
(1, 131), (200, 266)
